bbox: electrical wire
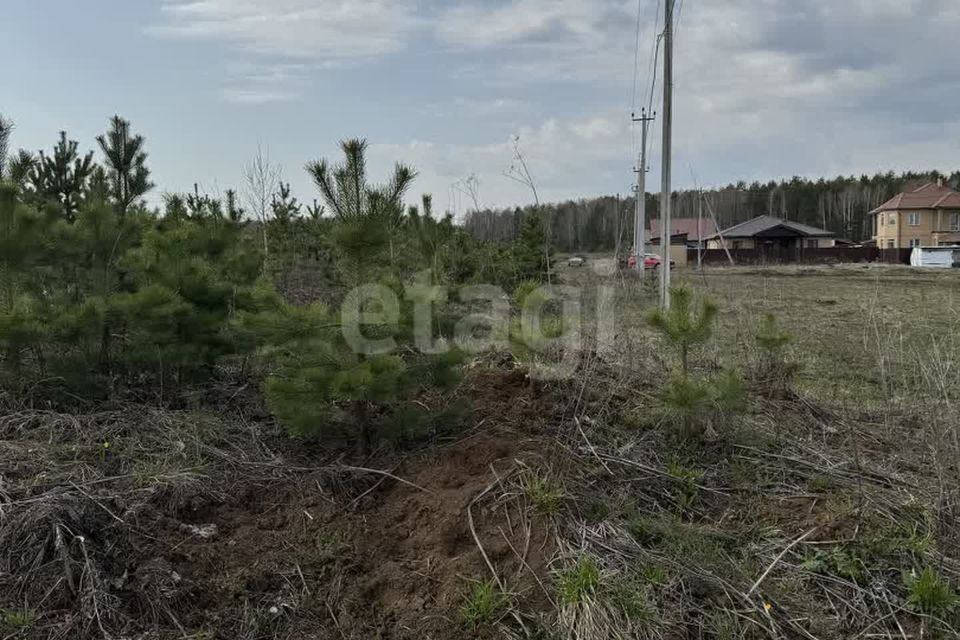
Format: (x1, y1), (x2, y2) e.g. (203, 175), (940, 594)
(630, 0), (644, 114)
(644, 0), (663, 116)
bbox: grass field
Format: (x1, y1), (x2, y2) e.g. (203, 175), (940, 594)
(3, 260), (960, 639)
(543, 262), (960, 638)
(565, 261), (960, 407)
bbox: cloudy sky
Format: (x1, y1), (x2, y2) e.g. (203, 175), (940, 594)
(3, 0), (959, 215)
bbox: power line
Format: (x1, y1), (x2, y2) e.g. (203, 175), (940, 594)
(646, 33), (664, 116)
(630, 0), (644, 114)
(644, 0), (663, 115)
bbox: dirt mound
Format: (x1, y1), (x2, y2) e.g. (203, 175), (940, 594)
(0, 366), (559, 639)
(140, 430), (553, 639)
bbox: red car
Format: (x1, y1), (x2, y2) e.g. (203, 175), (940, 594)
(627, 253), (675, 269)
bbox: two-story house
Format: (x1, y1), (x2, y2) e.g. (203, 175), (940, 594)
(870, 182), (960, 249)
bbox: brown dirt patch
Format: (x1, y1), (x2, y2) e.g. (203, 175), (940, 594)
(137, 429), (554, 639)
(0, 366), (560, 639)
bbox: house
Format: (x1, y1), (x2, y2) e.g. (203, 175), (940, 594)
(649, 218), (719, 249)
(704, 216), (836, 252)
(870, 182), (960, 249)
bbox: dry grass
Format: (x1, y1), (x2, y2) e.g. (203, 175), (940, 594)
(542, 261), (960, 638)
(3, 262), (960, 638)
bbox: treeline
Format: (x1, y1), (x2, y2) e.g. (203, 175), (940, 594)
(465, 170), (960, 252)
(0, 115), (552, 447)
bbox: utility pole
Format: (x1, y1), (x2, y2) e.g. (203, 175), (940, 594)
(632, 109), (656, 273)
(659, 0), (674, 308)
(697, 189), (703, 270)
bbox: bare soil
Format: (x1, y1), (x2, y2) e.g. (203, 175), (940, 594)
(0, 364), (560, 639)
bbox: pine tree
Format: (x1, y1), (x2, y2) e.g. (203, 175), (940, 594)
(117, 206), (263, 395)
(755, 313), (796, 392)
(647, 287), (717, 376)
(96, 116), (154, 217)
(408, 194), (454, 283)
(306, 139), (415, 282)
(225, 189), (245, 222)
(270, 182), (301, 225)
(29, 132), (95, 221)
(6, 150), (35, 189)
(0, 183), (49, 380)
(514, 211), (551, 284)
(249, 142), (462, 450)
(647, 287), (744, 440)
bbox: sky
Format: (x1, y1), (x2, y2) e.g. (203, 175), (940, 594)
(3, 0), (960, 216)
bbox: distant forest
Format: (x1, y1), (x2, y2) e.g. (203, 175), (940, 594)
(464, 170), (960, 253)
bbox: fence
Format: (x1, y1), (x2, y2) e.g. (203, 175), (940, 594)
(688, 247), (911, 266)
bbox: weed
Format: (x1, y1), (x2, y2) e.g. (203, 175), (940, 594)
(298, 528), (352, 568)
(0, 608), (36, 630)
(620, 408), (654, 432)
(667, 460), (703, 514)
(584, 499), (611, 524)
(639, 564), (670, 586)
(557, 556), (601, 605)
(708, 609), (765, 640)
(807, 474), (837, 493)
(802, 546), (864, 582)
(525, 474), (565, 516)
(730, 456), (762, 491)
(460, 579), (510, 631)
(627, 514), (734, 578)
(905, 567), (958, 616)
(610, 579), (657, 624)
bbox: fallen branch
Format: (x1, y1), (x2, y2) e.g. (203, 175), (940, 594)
(747, 527), (818, 597)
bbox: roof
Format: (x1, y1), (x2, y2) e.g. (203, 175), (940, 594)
(705, 215), (835, 240)
(649, 217), (719, 241)
(870, 183), (960, 214)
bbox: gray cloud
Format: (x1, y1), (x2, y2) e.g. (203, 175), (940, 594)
(148, 0), (960, 204)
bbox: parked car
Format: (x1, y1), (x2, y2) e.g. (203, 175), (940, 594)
(567, 256), (586, 268)
(626, 253), (675, 269)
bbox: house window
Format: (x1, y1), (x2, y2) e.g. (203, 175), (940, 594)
(888, 213), (897, 225)
(806, 239), (819, 249)
(908, 212), (921, 226)
(731, 240), (743, 250)
(887, 240), (895, 249)
(951, 213), (960, 232)
(909, 238), (922, 248)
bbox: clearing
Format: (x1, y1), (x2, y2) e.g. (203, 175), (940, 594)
(2, 264), (959, 639)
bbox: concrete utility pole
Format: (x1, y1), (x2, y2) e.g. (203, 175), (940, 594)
(697, 189), (703, 270)
(632, 109), (656, 272)
(659, 0), (674, 308)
